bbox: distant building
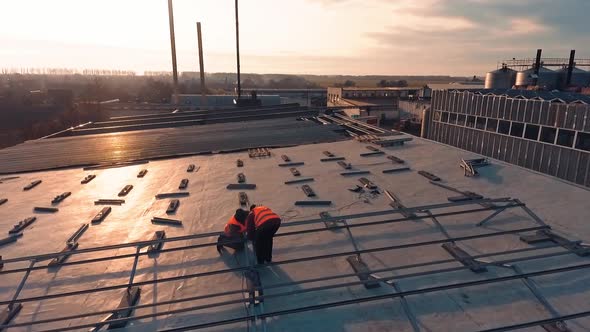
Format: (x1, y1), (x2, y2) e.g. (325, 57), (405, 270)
(426, 82), (484, 91)
(180, 71), (202, 80)
(177, 94), (281, 108)
(424, 89), (590, 187)
(399, 100), (431, 121)
(242, 89), (327, 107)
(327, 87), (424, 123)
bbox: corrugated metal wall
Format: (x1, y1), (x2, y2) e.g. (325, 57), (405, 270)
(428, 90), (590, 187)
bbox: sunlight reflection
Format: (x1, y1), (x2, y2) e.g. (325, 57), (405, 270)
(104, 134), (130, 161)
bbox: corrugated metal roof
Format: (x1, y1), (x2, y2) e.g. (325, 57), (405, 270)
(63, 104), (317, 137)
(454, 88), (590, 104)
(0, 118), (345, 174)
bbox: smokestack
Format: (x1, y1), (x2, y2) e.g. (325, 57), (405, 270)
(533, 49), (542, 86)
(197, 22), (207, 108)
(234, 0), (242, 100)
(566, 49), (576, 87)
(167, 0), (179, 104)
(534, 49), (542, 72)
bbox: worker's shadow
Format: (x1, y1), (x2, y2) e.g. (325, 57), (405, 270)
(218, 242), (257, 278)
(218, 241), (301, 297)
(258, 264), (298, 290)
(218, 243), (301, 291)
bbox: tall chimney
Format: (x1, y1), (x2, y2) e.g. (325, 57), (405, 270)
(532, 49), (542, 86)
(234, 0), (242, 100)
(167, 0), (179, 105)
(566, 49), (576, 87)
(197, 22), (207, 108)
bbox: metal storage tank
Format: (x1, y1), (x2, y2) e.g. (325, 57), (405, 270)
(556, 67), (590, 88)
(485, 66), (517, 89)
(515, 67), (559, 90)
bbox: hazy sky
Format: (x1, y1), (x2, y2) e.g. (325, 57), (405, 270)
(1, 0), (589, 75)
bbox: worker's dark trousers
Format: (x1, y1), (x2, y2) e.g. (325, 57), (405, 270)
(217, 234), (245, 251)
(254, 219), (281, 264)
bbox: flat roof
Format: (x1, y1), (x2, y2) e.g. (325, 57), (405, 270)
(330, 87), (423, 91)
(339, 98), (379, 107)
(427, 83), (485, 90)
(1, 132), (589, 331)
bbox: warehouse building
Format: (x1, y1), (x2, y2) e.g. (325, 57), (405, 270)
(424, 89), (590, 187)
(326, 87), (417, 123)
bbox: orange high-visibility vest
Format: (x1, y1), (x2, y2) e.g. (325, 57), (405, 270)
(252, 206), (280, 228)
(224, 216), (246, 236)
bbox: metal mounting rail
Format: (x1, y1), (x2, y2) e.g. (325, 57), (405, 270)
(30, 261), (590, 332)
(281, 197), (515, 227)
(0, 197), (517, 265)
(0, 242), (580, 331)
(331, 113), (387, 134)
(0, 204), (537, 278)
(0, 225), (548, 307)
(0, 245), (565, 329)
(478, 310), (590, 332)
(0, 201), (524, 276)
(0, 196), (586, 332)
(313, 104), (397, 112)
(321, 114), (376, 135)
(277, 203), (523, 238)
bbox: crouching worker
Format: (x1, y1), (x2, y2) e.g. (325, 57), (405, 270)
(217, 209), (249, 253)
(246, 205), (281, 264)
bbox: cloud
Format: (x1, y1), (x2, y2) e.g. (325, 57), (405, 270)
(416, 0), (589, 37)
(390, 15), (477, 33)
(505, 18), (548, 36)
(2, 0), (589, 76)
(360, 0), (590, 74)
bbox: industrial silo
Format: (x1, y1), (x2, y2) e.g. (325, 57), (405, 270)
(556, 67), (590, 89)
(515, 67), (559, 90)
(485, 65), (516, 89)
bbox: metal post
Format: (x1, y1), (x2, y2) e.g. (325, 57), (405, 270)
(424, 211), (452, 240)
(428, 181), (465, 195)
(511, 265), (560, 317)
(128, 247), (141, 287)
(342, 220), (361, 256)
(0, 260), (35, 329)
(242, 243), (259, 330)
(383, 279), (421, 332)
(9, 260), (35, 307)
(502, 264), (569, 331)
(234, 0), (242, 100)
(514, 200), (548, 227)
(167, 0), (179, 105)
(89, 248), (142, 332)
(476, 208), (507, 227)
(197, 22), (207, 108)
